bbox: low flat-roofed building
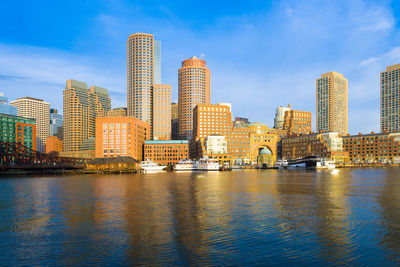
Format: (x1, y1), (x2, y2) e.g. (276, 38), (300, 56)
(144, 140), (189, 166)
(343, 132), (400, 163)
(282, 132), (349, 163)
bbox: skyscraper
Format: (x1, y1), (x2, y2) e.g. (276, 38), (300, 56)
(381, 63), (400, 132)
(10, 97), (50, 152)
(152, 85), (171, 140)
(50, 108), (63, 139)
(154, 40), (161, 85)
(127, 33), (156, 121)
(316, 71), (348, 135)
(178, 56), (210, 140)
(274, 105), (291, 130)
(63, 79), (111, 152)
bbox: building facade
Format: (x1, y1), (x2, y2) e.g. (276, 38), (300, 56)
(381, 63), (400, 132)
(152, 84), (171, 140)
(95, 116), (149, 161)
(107, 107), (127, 117)
(0, 93), (18, 116)
(343, 132), (400, 163)
(283, 109), (312, 136)
(63, 79), (111, 153)
(178, 56), (211, 140)
(0, 113), (36, 150)
(11, 97), (50, 152)
(316, 72), (348, 136)
(282, 132), (349, 163)
(127, 33), (156, 121)
(50, 108), (63, 138)
(171, 102), (179, 140)
(144, 140), (189, 165)
(45, 136), (63, 154)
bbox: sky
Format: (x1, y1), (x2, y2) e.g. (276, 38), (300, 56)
(0, 0), (400, 134)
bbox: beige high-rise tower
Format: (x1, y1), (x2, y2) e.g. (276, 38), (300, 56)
(10, 97), (50, 152)
(152, 84), (171, 140)
(381, 63), (400, 132)
(316, 71), (348, 135)
(63, 79), (111, 152)
(178, 56), (210, 140)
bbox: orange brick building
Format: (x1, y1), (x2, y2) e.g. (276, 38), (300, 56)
(282, 132), (349, 163)
(343, 132), (400, 163)
(45, 136), (63, 154)
(95, 117), (149, 160)
(144, 140), (189, 165)
(283, 109), (312, 136)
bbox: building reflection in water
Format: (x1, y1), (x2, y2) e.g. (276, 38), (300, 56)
(0, 169), (399, 266)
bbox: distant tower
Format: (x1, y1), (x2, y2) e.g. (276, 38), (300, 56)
(178, 56), (210, 140)
(152, 84), (171, 140)
(0, 93), (18, 116)
(63, 79), (111, 152)
(274, 104), (291, 130)
(381, 63), (400, 132)
(11, 97), (50, 152)
(316, 72), (348, 135)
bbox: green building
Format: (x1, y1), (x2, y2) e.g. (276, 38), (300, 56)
(0, 113), (36, 150)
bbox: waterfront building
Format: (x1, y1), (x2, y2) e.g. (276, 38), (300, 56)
(107, 107), (127, 117)
(343, 132), (400, 163)
(283, 109), (312, 136)
(381, 63), (400, 132)
(144, 140), (189, 165)
(171, 102), (179, 140)
(60, 137), (96, 159)
(282, 132), (349, 163)
(178, 56), (210, 140)
(152, 84), (171, 140)
(11, 97), (50, 152)
(50, 108), (63, 139)
(0, 93), (17, 116)
(95, 116), (149, 161)
(87, 156), (140, 171)
(191, 103), (280, 166)
(63, 79), (111, 153)
(274, 105), (291, 130)
(316, 72), (348, 135)
(0, 113), (36, 150)
(45, 136), (63, 154)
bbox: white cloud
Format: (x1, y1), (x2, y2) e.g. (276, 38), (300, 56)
(0, 43), (126, 112)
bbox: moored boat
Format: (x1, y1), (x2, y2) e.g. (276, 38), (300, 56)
(194, 158), (219, 171)
(174, 159), (195, 171)
(140, 160), (166, 172)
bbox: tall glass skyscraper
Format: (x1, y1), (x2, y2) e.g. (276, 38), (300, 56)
(50, 108), (63, 137)
(381, 63), (400, 133)
(154, 40), (161, 85)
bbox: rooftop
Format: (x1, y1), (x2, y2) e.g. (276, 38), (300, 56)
(145, 140), (189, 144)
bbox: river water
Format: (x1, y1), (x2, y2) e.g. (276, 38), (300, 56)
(0, 169), (399, 266)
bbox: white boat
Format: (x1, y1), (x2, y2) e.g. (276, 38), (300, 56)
(275, 159), (289, 169)
(316, 160), (336, 169)
(195, 158), (220, 171)
(174, 159), (195, 171)
(140, 160), (166, 172)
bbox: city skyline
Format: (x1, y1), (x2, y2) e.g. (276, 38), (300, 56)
(1, 1), (400, 134)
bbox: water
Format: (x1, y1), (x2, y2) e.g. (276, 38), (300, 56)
(0, 169), (399, 266)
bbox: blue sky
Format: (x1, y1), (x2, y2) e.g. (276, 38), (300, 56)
(1, 0), (400, 134)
